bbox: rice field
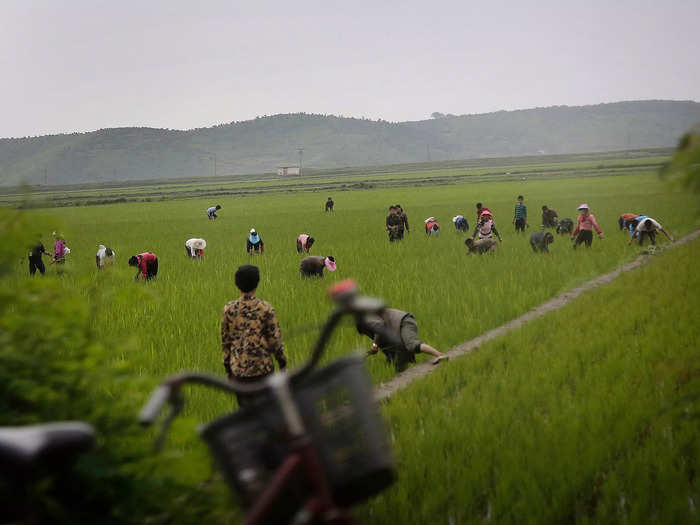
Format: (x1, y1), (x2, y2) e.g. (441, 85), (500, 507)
(7, 165), (699, 521)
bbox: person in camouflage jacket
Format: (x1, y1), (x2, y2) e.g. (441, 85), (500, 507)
(222, 265), (287, 406)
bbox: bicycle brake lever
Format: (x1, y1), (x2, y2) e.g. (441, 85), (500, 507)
(153, 391), (184, 452)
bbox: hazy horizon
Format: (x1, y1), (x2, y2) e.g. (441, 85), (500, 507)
(2, 1), (699, 139)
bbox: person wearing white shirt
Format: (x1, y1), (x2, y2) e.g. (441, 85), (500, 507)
(628, 217), (674, 246)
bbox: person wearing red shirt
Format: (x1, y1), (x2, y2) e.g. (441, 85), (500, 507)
(571, 204), (603, 249)
(128, 252), (158, 280)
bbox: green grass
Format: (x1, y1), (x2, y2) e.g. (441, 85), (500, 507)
(359, 237), (700, 524)
(7, 164), (699, 515)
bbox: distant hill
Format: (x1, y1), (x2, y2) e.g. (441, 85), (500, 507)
(1, 100), (698, 186)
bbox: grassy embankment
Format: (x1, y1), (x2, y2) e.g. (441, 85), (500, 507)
(360, 237), (700, 524)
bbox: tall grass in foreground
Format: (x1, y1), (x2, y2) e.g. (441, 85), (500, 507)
(359, 239), (700, 524)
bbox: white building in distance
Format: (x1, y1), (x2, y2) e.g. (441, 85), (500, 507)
(277, 166), (300, 176)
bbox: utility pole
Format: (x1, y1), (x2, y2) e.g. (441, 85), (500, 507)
(297, 148), (303, 177)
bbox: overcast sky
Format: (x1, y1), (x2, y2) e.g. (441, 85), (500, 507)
(1, 0), (698, 138)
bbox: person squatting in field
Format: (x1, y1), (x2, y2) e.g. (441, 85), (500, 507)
(325, 197), (334, 212)
(513, 195), (528, 233)
(128, 252), (158, 280)
(206, 205), (221, 219)
(424, 217), (440, 236)
(556, 218), (574, 235)
(221, 265), (287, 407)
(473, 210), (502, 242)
(357, 308), (448, 372)
(96, 245), (115, 269)
(246, 229), (264, 255)
(26, 237), (52, 276)
(542, 205), (559, 229)
(296, 234), (315, 253)
(571, 204), (603, 249)
(396, 204), (410, 234)
(386, 206), (404, 242)
(185, 238), (206, 259)
(453, 215), (469, 232)
(465, 237), (498, 255)
(300, 256), (336, 278)
(627, 217), (674, 246)
(530, 231), (554, 253)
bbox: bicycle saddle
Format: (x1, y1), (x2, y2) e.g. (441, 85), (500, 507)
(0, 422), (95, 475)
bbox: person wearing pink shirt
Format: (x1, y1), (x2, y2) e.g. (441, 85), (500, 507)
(571, 203), (603, 249)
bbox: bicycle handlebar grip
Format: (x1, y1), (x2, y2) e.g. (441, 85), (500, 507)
(139, 386), (171, 426)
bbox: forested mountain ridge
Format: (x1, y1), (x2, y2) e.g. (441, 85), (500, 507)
(1, 100), (698, 186)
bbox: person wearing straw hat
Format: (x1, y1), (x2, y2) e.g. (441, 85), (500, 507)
(185, 238), (206, 259)
(300, 255), (336, 278)
(296, 233), (315, 253)
(246, 229), (264, 255)
(452, 214), (469, 232)
(571, 203), (603, 249)
(472, 210), (502, 242)
(424, 217), (440, 236)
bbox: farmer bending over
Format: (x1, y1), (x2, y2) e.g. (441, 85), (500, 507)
(424, 217), (440, 236)
(96, 245), (115, 269)
(185, 238), (206, 259)
(628, 217), (674, 246)
(465, 237), (498, 254)
(325, 197), (334, 212)
(128, 252), (158, 280)
(247, 229), (264, 255)
(530, 231), (554, 253)
(542, 206), (559, 229)
(297, 233), (315, 253)
(453, 215), (469, 232)
(357, 308), (448, 373)
(300, 255), (336, 278)
(207, 204), (221, 219)
(221, 265), (286, 407)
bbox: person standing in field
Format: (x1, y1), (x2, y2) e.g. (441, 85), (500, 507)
(357, 308), (448, 372)
(465, 237), (498, 254)
(52, 234), (67, 266)
(300, 255), (336, 278)
(396, 204), (410, 234)
(185, 238), (206, 259)
(296, 233), (315, 253)
(96, 244), (115, 269)
(453, 215), (469, 232)
(221, 265), (287, 407)
(246, 229), (264, 255)
(386, 206), (404, 242)
(473, 210), (502, 242)
(541, 205), (559, 229)
(627, 217), (674, 246)
(128, 252), (158, 280)
(325, 197), (334, 212)
(571, 204), (603, 249)
(513, 195), (528, 233)
(25, 237), (52, 276)
(424, 217), (440, 236)
(206, 204), (222, 220)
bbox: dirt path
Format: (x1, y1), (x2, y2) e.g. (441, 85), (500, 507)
(374, 229), (700, 402)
